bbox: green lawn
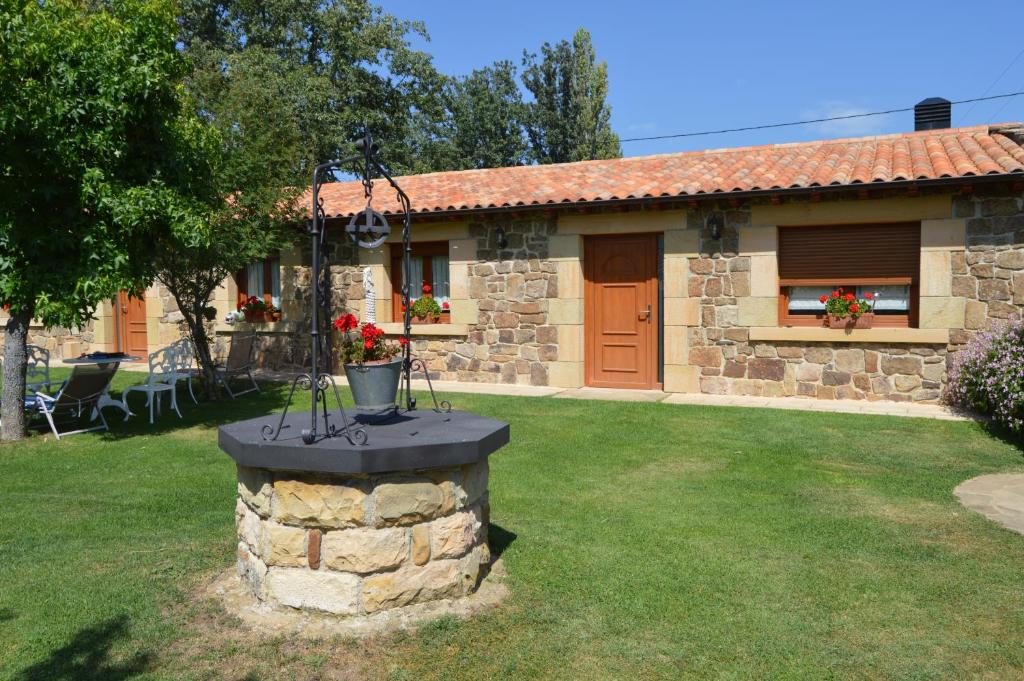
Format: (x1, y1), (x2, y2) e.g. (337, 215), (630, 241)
(2, 371), (1024, 680)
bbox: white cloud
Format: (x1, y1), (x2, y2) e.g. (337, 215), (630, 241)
(800, 101), (892, 138)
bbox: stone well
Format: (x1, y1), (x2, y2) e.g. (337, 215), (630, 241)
(219, 409), (507, 618)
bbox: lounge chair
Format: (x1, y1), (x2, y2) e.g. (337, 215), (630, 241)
(213, 332), (260, 398)
(27, 363), (118, 440)
(26, 344), (58, 395)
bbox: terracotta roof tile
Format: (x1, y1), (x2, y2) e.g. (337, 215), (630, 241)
(315, 124), (1024, 218)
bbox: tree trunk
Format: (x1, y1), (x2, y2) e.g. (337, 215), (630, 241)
(2, 307), (33, 442)
(188, 303), (220, 400)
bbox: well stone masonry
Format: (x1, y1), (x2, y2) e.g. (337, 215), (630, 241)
(235, 460), (490, 616)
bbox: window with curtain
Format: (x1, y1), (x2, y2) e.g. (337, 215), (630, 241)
(390, 242), (451, 322)
(236, 256), (281, 309)
(778, 223), (920, 327)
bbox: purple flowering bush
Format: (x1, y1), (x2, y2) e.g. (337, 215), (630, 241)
(944, 318), (1024, 432)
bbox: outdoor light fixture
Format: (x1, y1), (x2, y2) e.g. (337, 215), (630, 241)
(495, 226), (508, 250)
(706, 213), (724, 241)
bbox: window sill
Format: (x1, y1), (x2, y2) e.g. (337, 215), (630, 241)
(377, 322), (469, 337)
(749, 327), (949, 344)
(215, 321), (298, 334)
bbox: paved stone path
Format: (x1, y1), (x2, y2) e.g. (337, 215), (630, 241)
(104, 362), (972, 422)
(955, 474), (1024, 535)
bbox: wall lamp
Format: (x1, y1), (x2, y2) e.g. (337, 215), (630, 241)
(706, 213), (723, 241)
(495, 225), (509, 250)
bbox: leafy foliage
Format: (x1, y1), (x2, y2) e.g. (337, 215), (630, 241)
(153, 47), (307, 394)
(177, 0), (445, 175)
(822, 288), (874, 319)
(0, 0), (209, 439)
(333, 315), (403, 363)
(410, 295), (442, 320)
(521, 28), (621, 164)
(945, 319), (1024, 432)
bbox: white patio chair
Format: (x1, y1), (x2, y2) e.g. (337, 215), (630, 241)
(213, 332), (260, 399)
(169, 338), (200, 404)
(26, 344), (59, 395)
(27, 363), (118, 440)
(120, 346), (182, 424)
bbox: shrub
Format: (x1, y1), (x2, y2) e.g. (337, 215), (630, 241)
(945, 318), (1024, 432)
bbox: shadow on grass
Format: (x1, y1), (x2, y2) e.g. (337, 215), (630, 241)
(0, 606), (16, 623)
(15, 616), (150, 681)
(488, 523), (517, 560)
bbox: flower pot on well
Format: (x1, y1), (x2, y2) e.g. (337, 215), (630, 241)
(343, 358), (403, 411)
(827, 313), (874, 329)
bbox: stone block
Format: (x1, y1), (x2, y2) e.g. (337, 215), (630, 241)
(796, 363), (823, 382)
(374, 481), (446, 525)
(737, 297), (778, 327)
(723, 360), (747, 378)
(664, 325), (688, 366)
(739, 225), (777, 255)
(411, 525), (431, 566)
(664, 256), (689, 298)
(548, 298), (583, 325)
(689, 346), (723, 368)
(430, 509), (480, 560)
(450, 299), (479, 325)
(237, 542), (268, 598)
(237, 498), (263, 552)
(978, 278), (1010, 301)
(881, 355), (923, 376)
(665, 298), (700, 326)
(664, 365), (700, 393)
(260, 521), (308, 568)
(805, 347), (832, 364)
(965, 300), (988, 330)
(238, 465), (273, 517)
(548, 361), (583, 388)
(894, 374), (923, 392)
(748, 358), (785, 381)
(699, 376), (729, 394)
(920, 218), (966, 250)
(264, 567), (361, 615)
(362, 557), (475, 613)
(322, 526), (408, 574)
(920, 250), (952, 296)
(821, 370), (851, 386)
(996, 249), (1024, 270)
(272, 478), (366, 529)
(918, 297), (965, 329)
(749, 255), (778, 297)
(952, 275), (977, 298)
(834, 349), (865, 373)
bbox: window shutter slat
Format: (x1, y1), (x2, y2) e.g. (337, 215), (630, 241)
(778, 223), (920, 281)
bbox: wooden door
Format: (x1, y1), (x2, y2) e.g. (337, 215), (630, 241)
(116, 291), (148, 357)
(585, 234), (659, 389)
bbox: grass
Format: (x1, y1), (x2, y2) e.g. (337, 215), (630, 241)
(2, 370), (1024, 679)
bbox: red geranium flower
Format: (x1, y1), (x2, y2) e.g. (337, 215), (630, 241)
(363, 339), (374, 350)
(332, 313), (358, 332)
(398, 336), (409, 347)
(422, 283), (432, 294)
(844, 292), (855, 302)
(442, 301), (450, 310)
(864, 292), (874, 300)
(850, 303), (860, 314)
(831, 291), (840, 299)
(248, 296), (259, 305)
(818, 294), (828, 304)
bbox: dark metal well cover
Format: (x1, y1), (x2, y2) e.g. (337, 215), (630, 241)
(219, 410), (509, 475)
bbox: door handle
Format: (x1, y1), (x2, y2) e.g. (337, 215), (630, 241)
(639, 304), (652, 323)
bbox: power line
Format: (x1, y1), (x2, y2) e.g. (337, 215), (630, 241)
(959, 47), (1024, 124)
(620, 91), (1024, 144)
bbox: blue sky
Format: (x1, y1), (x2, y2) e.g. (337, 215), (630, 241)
(380, 0), (1024, 158)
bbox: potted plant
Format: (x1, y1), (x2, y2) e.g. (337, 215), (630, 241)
(821, 288), (875, 329)
(240, 296), (269, 323)
(410, 283), (442, 323)
(333, 313), (408, 410)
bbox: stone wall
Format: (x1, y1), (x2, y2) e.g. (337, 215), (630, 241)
(955, 189), (1024, 337)
(235, 461), (490, 616)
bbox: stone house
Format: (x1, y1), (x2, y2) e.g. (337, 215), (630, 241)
(10, 102), (1024, 404)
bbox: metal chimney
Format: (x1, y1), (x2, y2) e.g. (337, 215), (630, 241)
(915, 97), (952, 131)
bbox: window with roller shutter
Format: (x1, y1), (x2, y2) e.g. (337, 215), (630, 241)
(777, 223), (920, 328)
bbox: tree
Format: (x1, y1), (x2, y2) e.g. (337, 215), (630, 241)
(521, 28), (621, 164)
(421, 61), (528, 171)
(153, 47), (307, 397)
(177, 0), (446, 175)
(0, 0), (211, 441)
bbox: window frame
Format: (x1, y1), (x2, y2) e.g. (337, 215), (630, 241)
(776, 223), (920, 329)
(235, 256), (281, 310)
(390, 241), (451, 324)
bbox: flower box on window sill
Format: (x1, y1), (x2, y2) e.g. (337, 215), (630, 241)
(242, 310), (281, 324)
(827, 313), (874, 330)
